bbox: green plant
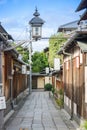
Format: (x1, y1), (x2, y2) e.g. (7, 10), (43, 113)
(56, 98), (64, 108)
(44, 83), (53, 91)
(54, 88), (64, 108)
(51, 86), (55, 95)
(58, 88), (63, 95)
(80, 120), (87, 130)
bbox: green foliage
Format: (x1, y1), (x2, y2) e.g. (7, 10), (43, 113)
(56, 98), (64, 108)
(32, 51), (49, 72)
(58, 88), (63, 95)
(54, 88), (64, 108)
(80, 120), (87, 130)
(51, 86), (55, 95)
(44, 83), (53, 91)
(49, 33), (67, 67)
(16, 45), (29, 63)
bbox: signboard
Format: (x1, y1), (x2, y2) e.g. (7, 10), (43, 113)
(46, 67), (49, 74)
(0, 96), (6, 110)
(54, 58), (60, 70)
(27, 71), (30, 75)
(22, 65), (26, 74)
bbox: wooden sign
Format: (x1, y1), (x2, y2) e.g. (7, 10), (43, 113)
(0, 96), (6, 110)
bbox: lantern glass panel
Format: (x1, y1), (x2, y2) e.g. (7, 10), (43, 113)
(32, 26), (42, 39)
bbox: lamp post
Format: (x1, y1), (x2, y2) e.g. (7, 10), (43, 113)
(29, 8), (44, 94)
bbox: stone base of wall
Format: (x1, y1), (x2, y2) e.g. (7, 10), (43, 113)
(64, 103), (81, 125)
(4, 88), (29, 124)
(4, 99), (12, 117)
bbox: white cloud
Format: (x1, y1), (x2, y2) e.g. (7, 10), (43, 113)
(32, 40), (49, 52)
(42, 27), (56, 37)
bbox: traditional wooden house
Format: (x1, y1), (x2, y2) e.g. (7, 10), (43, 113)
(0, 24), (29, 120)
(0, 23), (14, 129)
(51, 66), (63, 91)
(4, 49), (29, 116)
(58, 30), (87, 123)
(32, 73), (46, 89)
(32, 72), (52, 89)
(57, 20), (78, 34)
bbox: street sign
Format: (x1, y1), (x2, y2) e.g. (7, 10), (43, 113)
(54, 58), (60, 71)
(0, 96), (6, 110)
(46, 67), (49, 74)
(22, 65), (26, 74)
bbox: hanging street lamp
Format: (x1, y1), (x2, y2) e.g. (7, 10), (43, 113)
(29, 7), (45, 41)
(28, 8), (44, 94)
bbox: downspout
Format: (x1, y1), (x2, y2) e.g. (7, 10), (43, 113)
(63, 50), (73, 120)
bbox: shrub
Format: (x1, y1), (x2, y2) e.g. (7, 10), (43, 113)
(80, 120), (87, 130)
(44, 83), (53, 91)
(56, 98), (64, 108)
(51, 86), (55, 95)
(58, 88), (63, 95)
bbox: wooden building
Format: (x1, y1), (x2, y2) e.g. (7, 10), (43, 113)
(32, 73), (52, 89)
(0, 23), (14, 129)
(0, 24), (29, 118)
(57, 20), (78, 34)
(58, 30), (87, 123)
(52, 66), (63, 91)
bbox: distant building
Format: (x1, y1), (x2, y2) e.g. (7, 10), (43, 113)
(57, 20), (78, 34)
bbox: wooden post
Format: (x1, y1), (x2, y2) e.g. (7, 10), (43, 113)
(0, 44), (4, 130)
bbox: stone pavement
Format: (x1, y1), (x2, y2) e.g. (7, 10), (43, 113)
(4, 91), (80, 130)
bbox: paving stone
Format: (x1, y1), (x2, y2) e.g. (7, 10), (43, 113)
(5, 91), (78, 130)
(32, 128), (44, 130)
(45, 128), (56, 130)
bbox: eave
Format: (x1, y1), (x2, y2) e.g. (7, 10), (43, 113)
(76, 0), (87, 12)
(58, 30), (87, 55)
(78, 9), (87, 24)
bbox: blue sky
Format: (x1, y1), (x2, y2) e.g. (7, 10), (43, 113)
(0, 0), (82, 51)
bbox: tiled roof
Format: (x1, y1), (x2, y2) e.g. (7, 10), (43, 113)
(78, 41), (87, 52)
(0, 24), (13, 40)
(79, 9), (87, 21)
(76, 0), (87, 24)
(76, 0), (87, 12)
(58, 20), (78, 32)
(58, 31), (87, 54)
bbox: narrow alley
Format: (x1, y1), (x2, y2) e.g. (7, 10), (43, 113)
(4, 91), (78, 130)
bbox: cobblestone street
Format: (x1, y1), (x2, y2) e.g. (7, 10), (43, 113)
(4, 91), (79, 130)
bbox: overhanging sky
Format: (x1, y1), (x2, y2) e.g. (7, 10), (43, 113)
(0, 0), (83, 52)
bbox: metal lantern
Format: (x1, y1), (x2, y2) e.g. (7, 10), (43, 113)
(29, 8), (44, 41)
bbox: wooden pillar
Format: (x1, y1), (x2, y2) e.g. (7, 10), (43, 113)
(0, 44), (4, 130)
